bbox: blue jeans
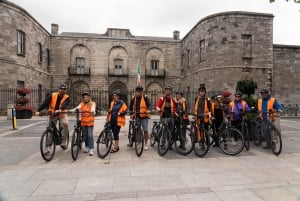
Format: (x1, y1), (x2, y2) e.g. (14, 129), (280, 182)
(82, 126), (94, 150)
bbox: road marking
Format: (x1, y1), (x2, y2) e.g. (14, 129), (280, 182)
(0, 121), (45, 138)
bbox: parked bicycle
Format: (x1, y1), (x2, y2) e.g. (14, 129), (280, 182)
(150, 120), (161, 147)
(252, 111), (282, 155)
(70, 109), (86, 161)
(127, 111), (149, 157)
(206, 110), (245, 156)
(40, 111), (70, 162)
(173, 111), (195, 155)
(190, 114), (210, 157)
(157, 117), (172, 156)
(96, 121), (113, 158)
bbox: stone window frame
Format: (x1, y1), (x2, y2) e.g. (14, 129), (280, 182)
(46, 48), (51, 67)
(38, 43), (43, 64)
(150, 59), (159, 76)
(17, 30), (26, 56)
(114, 58), (123, 75)
(76, 57), (85, 74)
(241, 34), (252, 59)
(199, 39), (205, 63)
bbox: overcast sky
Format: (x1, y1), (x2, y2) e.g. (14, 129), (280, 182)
(10, 0), (300, 45)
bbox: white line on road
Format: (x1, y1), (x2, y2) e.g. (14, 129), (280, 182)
(0, 121), (45, 138)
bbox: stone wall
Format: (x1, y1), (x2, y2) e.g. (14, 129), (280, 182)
(273, 44), (300, 104)
(180, 11), (274, 95)
(0, 1), (51, 88)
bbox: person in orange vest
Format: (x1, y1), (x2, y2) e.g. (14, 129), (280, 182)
(156, 84), (177, 149)
(107, 90), (127, 153)
(193, 84), (214, 148)
(229, 91), (251, 128)
(175, 91), (189, 150)
(35, 84), (70, 150)
(69, 92), (96, 156)
(129, 86), (152, 150)
(257, 88), (282, 149)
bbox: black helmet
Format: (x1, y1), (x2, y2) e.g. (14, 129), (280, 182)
(82, 91), (91, 97)
(198, 83), (206, 91)
(235, 91), (242, 96)
(135, 86), (143, 91)
(260, 88), (269, 94)
(164, 84), (172, 90)
(58, 83), (68, 89)
(112, 89), (121, 97)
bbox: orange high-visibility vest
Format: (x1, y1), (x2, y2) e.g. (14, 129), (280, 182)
(229, 101), (247, 113)
(160, 96), (176, 117)
(194, 97), (210, 123)
(258, 97), (276, 121)
(133, 95), (149, 118)
(80, 101), (96, 126)
(49, 92), (69, 113)
(108, 101), (127, 127)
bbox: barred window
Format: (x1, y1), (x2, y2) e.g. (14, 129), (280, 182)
(76, 57), (85, 74)
(17, 30), (26, 56)
(38, 43), (42, 63)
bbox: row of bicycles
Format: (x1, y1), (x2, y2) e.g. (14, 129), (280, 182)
(40, 111), (148, 162)
(40, 110), (282, 162)
(149, 110), (283, 157)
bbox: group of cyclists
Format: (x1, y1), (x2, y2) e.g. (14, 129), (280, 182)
(36, 82), (283, 159)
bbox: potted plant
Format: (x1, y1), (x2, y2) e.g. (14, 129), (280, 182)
(15, 87), (33, 119)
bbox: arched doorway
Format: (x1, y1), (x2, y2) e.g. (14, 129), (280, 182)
(109, 81), (128, 106)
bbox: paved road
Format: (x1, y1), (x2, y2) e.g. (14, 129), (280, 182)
(0, 116), (300, 201)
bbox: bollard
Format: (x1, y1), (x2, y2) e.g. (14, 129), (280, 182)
(12, 108), (17, 130)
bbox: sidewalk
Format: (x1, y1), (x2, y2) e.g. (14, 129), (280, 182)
(0, 116), (300, 201)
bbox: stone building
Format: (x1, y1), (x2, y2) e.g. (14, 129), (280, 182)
(0, 0), (299, 105)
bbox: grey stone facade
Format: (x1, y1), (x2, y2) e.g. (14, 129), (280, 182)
(0, 0), (299, 105)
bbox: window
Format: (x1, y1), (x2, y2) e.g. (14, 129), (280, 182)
(47, 48), (50, 66)
(199, 39), (205, 62)
(187, 49), (190, 67)
(17, 80), (24, 88)
(38, 84), (42, 104)
(38, 43), (42, 63)
(242, 34), (252, 58)
(151, 60), (159, 76)
(114, 58), (123, 75)
(17, 30), (26, 56)
(76, 57), (85, 74)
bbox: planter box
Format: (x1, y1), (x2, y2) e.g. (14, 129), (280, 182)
(16, 109), (32, 119)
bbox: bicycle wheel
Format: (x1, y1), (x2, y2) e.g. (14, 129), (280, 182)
(252, 121), (263, 146)
(128, 125), (134, 147)
(174, 128), (195, 155)
(270, 127), (282, 155)
(135, 127), (144, 157)
(157, 127), (171, 156)
(194, 128), (210, 157)
(96, 129), (112, 158)
(40, 130), (56, 162)
(242, 124), (250, 151)
(219, 127), (244, 155)
(71, 129), (80, 161)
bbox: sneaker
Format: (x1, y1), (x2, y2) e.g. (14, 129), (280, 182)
(262, 142), (270, 149)
(199, 142), (205, 150)
(89, 149), (94, 156)
(127, 143), (133, 147)
(83, 147), (89, 153)
(223, 143), (228, 149)
(144, 145), (149, 150)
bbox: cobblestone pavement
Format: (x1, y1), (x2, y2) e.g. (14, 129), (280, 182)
(0, 116), (300, 201)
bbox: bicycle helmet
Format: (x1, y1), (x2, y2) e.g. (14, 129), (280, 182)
(260, 88), (269, 94)
(135, 86), (143, 91)
(198, 83), (206, 91)
(81, 91), (91, 97)
(235, 91), (242, 96)
(58, 83), (68, 89)
(112, 89), (121, 97)
(164, 84), (172, 90)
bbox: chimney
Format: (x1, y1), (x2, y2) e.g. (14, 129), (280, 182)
(51, 23), (59, 35)
(173, 30), (180, 40)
